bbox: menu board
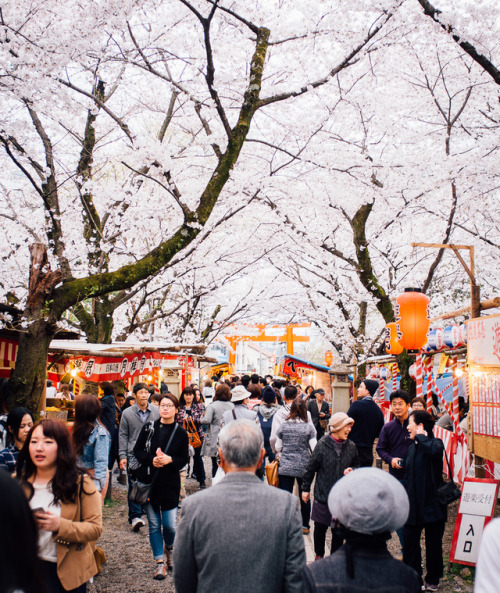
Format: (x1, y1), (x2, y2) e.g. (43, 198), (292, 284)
(467, 313), (500, 462)
(470, 372), (500, 438)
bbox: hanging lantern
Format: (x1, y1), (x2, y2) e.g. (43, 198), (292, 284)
(369, 366), (380, 378)
(395, 288), (430, 351)
(427, 328), (444, 351)
(459, 323), (467, 345)
(409, 363), (417, 379)
(379, 366), (388, 380)
(443, 325), (461, 348)
(324, 351), (333, 367)
(385, 322), (403, 355)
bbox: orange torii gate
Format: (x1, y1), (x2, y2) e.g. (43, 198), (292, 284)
(225, 323), (310, 374)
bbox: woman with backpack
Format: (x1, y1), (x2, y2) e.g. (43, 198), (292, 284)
(255, 386), (279, 472)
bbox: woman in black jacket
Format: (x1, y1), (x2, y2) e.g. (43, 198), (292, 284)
(134, 394), (189, 580)
(402, 410), (446, 592)
(302, 412), (359, 559)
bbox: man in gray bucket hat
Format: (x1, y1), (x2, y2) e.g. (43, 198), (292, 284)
(302, 468), (421, 592)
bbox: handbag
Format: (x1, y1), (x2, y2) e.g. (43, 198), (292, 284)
(437, 449), (461, 506)
(265, 458), (280, 488)
(317, 401), (328, 429)
(130, 423), (179, 505)
(183, 416), (202, 449)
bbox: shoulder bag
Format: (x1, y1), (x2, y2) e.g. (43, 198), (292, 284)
(183, 416), (202, 449)
(436, 448), (461, 506)
(265, 458), (280, 488)
(130, 423), (179, 505)
(317, 400), (328, 429)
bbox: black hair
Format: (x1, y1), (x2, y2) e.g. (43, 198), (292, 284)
(179, 387), (194, 407)
(133, 382), (149, 394)
(6, 407), (33, 446)
(101, 382), (115, 396)
(389, 389), (411, 405)
(250, 373), (259, 385)
(151, 392), (163, 404)
(122, 395), (136, 410)
(284, 385), (297, 401)
(17, 419), (86, 504)
(0, 471), (47, 593)
(241, 375), (251, 387)
(409, 410), (435, 435)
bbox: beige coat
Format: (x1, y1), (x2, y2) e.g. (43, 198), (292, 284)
(28, 473), (102, 590)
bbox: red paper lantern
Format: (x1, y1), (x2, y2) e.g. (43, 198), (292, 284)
(395, 288), (430, 351)
(385, 323), (403, 355)
(324, 351), (333, 366)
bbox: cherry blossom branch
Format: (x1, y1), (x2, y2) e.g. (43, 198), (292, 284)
(416, 0), (500, 85)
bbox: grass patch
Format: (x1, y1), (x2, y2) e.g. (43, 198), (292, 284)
(443, 556), (475, 586)
(103, 497), (122, 509)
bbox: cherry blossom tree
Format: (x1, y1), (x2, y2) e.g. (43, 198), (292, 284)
(0, 0), (402, 409)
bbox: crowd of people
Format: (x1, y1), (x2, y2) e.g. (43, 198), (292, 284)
(0, 373), (497, 593)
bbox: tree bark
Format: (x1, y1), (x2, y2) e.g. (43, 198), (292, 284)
(10, 244), (62, 411)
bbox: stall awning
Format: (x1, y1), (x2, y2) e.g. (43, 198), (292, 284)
(278, 354), (332, 377)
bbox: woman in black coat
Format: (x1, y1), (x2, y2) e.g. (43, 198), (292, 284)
(402, 410), (446, 591)
(134, 394), (189, 581)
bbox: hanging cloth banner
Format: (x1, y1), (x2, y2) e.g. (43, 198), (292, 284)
(58, 352), (163, 382)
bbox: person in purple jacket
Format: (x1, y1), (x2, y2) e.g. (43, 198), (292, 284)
(376, 388), (412, 550)
(376, 389), (412, 480)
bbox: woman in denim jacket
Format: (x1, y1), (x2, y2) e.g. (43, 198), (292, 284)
(72, 394), (111, 502)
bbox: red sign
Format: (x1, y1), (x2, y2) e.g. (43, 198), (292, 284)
(57, 352), (163, 382)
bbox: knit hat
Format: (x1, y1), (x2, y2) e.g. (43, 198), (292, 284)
(361, 379), (379, 397)
(328, 468), (409, 534)
(262, 386), (276, 404)
(231, 385), (250, 403)
(329, 412), (354, 432)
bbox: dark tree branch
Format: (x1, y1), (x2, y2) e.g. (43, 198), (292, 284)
(416, 0), (500, 85)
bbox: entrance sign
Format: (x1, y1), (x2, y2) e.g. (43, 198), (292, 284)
(449, 477), (499, 566)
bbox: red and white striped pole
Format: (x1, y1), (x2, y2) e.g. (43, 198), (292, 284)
(451, 355), (459, 422)
(425, 356), (433, 413)
(415, 352), (424, 399)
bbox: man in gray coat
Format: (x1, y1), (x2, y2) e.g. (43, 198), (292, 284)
(173, 419), (306, 593)
(118, 382), (159, 531)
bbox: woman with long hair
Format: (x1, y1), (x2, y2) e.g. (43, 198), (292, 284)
(275, 397), (317, 534)
(133, 394), (189, 580)
(200, 383), (234, 477)
(0, 470), (46, 593)
(402, 410), (446, 591)
(0, 406), (33, 472)
(177, 387), (206, 488)
(71, 394), (110, 502)
(302, 412), (359, 559)
(16, 419), (102, 593)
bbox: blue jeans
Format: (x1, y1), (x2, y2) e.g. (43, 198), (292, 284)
(127, 469), (144, 523)
(145, 504), (177, 560)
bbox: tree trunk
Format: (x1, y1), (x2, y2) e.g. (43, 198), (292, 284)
(9, 244), (61, 411)
(10, 318), (57, 412)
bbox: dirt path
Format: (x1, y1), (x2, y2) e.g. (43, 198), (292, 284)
(90, 469), (475, 593)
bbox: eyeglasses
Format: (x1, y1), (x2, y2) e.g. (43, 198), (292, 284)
(160, 404), (175, 409)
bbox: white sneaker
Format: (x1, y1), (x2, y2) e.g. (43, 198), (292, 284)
(131, 517), (145, 532)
